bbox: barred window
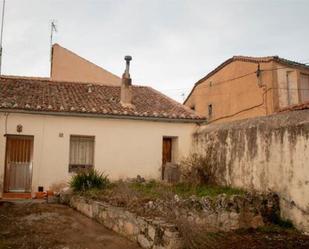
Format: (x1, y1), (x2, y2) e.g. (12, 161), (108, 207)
(69, 135), (95, 173)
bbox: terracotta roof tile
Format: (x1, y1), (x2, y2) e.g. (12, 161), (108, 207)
(279, 102), (309, 113)
(0, 76), (203, 122)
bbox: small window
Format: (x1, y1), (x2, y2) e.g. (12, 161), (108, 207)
(300, 74), (309, 103)
(69, 135), (95, 173)
(208, 104), (213, 118)
(190, 105), (195, 111)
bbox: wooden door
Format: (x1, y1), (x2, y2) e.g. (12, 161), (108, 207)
(162, 137), (172, 179)
(4, 135), (33, 192)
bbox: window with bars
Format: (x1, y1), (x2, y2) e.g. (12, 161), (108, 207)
(69, 135), (95, 173)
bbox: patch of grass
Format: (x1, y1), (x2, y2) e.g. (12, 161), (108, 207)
(171, 183), (245, 198)
(256, 223), (295, 234)
(276, 218), (294, 229)
(129, 181), (245, 199)
(80, 188), (106, 199)
(129, 180), (165, 199)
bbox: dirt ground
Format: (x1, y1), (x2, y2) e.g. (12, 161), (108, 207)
(0, 200), (141, 249)
(1, 201), (309, 249)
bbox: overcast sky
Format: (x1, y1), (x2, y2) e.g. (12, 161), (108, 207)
(1, 0), (309, 102)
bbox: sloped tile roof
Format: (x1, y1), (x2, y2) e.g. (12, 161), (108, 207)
(0, 76), (203, 122)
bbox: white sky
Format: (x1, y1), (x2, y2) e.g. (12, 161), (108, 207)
(1, 0), (309, 102)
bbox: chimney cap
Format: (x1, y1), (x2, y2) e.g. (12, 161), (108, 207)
(124, 55), (132, 62)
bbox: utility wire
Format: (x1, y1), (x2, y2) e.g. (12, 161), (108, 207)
(0, 0), (6, 75)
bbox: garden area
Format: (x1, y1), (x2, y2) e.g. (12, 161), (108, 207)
(60, 164), (309, 249)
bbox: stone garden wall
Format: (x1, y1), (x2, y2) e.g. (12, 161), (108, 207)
(60, 192), (279, 249)
(61, 194), (182, 249)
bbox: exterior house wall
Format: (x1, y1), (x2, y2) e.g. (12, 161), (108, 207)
(185, 59), (309, 124)
(0, 112), (196, 196)
(185, 60), (275, 123)
(51, 44), (121, 86)
(192, 110), (309, 232)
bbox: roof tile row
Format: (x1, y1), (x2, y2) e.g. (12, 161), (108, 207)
(0, 76), (203, 122)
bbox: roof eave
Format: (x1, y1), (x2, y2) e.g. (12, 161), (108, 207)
(0, 109), (206, 124)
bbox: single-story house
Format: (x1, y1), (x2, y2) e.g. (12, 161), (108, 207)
(0, 58), (204, 198)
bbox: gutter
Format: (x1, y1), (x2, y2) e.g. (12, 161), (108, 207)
(0, 109), (207, 124)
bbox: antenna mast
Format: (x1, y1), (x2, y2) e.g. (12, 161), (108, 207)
(0, 0), (6, 75)
(50, 20), (57, 62)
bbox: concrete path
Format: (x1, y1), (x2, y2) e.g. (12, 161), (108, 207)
(0, 201), (141, 249)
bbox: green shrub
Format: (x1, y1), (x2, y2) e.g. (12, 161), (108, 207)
(179, 153), (216, 186)
(69, 169), (110, 192)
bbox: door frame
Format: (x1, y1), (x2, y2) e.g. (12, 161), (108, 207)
(162, 137), (173, 180)
(3, 134), (34, 193)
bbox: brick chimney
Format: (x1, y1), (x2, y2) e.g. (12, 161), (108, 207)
(120, 55), (133, 107)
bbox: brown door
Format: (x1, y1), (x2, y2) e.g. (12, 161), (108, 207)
(4, 135), (33, 192)
(162, 137), (172, 179)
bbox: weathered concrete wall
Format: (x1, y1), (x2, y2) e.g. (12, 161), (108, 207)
(193, 109), (309, 232)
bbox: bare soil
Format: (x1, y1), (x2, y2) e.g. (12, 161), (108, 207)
(0, 200), (141, 249)
(0, 200), (309, 249)
(180, 227), (309, 249)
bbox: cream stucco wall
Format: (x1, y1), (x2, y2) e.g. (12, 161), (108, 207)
(0, 112), (196, 196)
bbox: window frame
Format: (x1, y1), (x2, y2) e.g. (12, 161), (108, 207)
(208, 104), (213, 118)
(68, 135), (95, 173)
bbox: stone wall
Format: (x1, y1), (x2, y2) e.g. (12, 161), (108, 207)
(60, 194), (182, 249)
(192, 109), (309, 232)
(144, 192), (279, 232)
(60, 192), (279, 248)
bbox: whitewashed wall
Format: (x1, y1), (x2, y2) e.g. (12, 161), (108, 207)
(0, 112), (196, 195)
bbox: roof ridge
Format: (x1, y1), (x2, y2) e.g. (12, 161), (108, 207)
(0, 75), (50, 80)
(147, 86), (202, 117)
(0, 75), (149, 88)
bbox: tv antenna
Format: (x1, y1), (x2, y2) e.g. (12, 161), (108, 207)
(50, 20), (57, 62)
(0, 0), (6, 75)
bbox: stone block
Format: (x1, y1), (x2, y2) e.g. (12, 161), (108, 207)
(148, 225), (156, 240)
(137, 234), (152, 248)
